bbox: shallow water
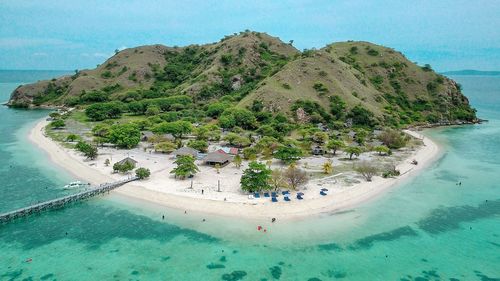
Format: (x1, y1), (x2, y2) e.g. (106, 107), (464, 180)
(0, 73), (499, 280)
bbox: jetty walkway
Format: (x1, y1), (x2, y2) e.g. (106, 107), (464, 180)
(0, 177), (138, 224)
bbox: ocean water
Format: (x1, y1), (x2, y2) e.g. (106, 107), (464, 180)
(0, 73), (499, 280)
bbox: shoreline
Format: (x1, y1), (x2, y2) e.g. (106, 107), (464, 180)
(29, 119), (442, 220)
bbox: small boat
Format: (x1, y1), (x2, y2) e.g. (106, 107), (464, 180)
(63, 181), (87, 189)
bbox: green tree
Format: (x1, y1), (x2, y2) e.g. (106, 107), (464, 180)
(378, 129), (408, 149)
(108, 123), (141, 149)
(154, 141), (176, 153)
(274, 145), (302, 164)
(65, 134), (79, 142)
(75, 141), (98, 160)
(374, 145), (390, 155)
(170, 155), (199, 179)
(345, 146), (362, 160)
(50, 119), (65, 129)
(113, 161), (135, 173)
(312, 131), (329, 144)
(233, 154), (242, 169)
(85, 101), (123, 121)
(145, 105), (161, 116)
(135, 167), (151, 179)
(242, 147), (258, 160)
(187, 140), (208, 152)
(240, 161), (271, 192)
(153, 121), (192, 139)
(327, 139), (345, 155)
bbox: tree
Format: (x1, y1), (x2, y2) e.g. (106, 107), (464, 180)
(345, 146), (362, 160)
(327, 139), (345, 155)
(269, 169), (286, 191)
(145, 105), (161, 116)
(295, 129), (308, 142)
(242, 147), (258, 160)
(92, 123), (111, 138)
(113, 161), (135, 173)
(153, 121), (192, 139)
(355, 161), (378, 181)
(312, 131), (329, 144)
(323, 160), (333, 174)
(170, 155), (199, 179)
(50, 119), (65, 129)
(187, 140), (208, 153)
(346, 105), (375, 127)
(233, 154), (242, 169)
(378, 129), (408, 149)
(75, 141), (98, 160)
(224, 133), (251, 147)
(240, 161), (271, 192)
(65, 134), (79, 142)
(135, 167), (151, 179)
(154, 141), (176, 153)
(108, 123), (141, 149)
(49, 112), (61, 119)
(374, 145), (390, 155)
(85, 102), (124, 121)
(283, 166), (308, 190)
(274, 145), (302, 164)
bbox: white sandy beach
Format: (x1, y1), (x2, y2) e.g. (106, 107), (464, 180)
(29, 119), (441, 220)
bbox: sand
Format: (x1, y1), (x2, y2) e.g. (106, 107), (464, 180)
(29, 119), (441, 220)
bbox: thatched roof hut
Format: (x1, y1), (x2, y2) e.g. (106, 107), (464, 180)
(172, 147), (199, 158)
(204, 151), (233, 166)
(115, 157), (138, 166)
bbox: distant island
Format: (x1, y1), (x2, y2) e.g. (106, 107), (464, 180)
(441, 70), (500, 76)
(9, 31), (478, 217)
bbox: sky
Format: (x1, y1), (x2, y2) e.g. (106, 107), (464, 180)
(0, 0), (499, 71)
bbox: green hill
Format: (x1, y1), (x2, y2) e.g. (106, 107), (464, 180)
(8, 31), (477, 129)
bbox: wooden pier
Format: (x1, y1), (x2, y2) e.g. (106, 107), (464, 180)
(0, 177), (138, 224)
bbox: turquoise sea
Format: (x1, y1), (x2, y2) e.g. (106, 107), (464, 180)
(0, 72), (499, 280)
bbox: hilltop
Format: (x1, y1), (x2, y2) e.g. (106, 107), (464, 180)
(8, 31), (477, 128)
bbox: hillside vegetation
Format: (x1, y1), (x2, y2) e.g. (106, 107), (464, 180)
(8, 31), (477, 130)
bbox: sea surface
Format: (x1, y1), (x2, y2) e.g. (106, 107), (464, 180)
(0, 72), (499, 280)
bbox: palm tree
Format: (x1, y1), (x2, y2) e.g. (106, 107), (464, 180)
(322, 160), (333, 174)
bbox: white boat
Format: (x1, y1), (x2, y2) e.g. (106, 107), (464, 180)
(63, 181), (87, 189)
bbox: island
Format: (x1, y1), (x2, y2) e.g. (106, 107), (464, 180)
(9, 31), (478, 219)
